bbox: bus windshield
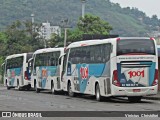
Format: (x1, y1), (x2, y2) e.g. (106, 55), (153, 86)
(27, 53), (33, 62)
(117, 39), (155, 56)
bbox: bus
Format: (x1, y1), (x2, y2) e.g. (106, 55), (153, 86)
(62, 37), (158, 102)
(31, 48), (64, 94)
(157, 45), (160, 91)
(3, 53), (33, 90)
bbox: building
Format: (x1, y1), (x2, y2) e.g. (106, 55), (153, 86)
(39, 22), (61, 40)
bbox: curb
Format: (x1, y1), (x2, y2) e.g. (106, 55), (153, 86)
(143, 96), (160, 101)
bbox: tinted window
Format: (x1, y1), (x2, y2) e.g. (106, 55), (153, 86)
(69, 43), (111, 64)
(6, 56), (23, 69)
(35, 51), (60, 67)
(117, 39), (155, 56)
(27, 53), (33, 62)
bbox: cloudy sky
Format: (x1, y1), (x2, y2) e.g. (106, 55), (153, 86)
(110, 0), (160, 18)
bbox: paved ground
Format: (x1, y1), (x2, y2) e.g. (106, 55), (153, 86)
(0, 86), (160, 120)
(143, 91), (160, 100)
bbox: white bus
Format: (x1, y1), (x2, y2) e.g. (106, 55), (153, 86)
(3, 53), (33, 90)
(62, 37), (158, 102)
(31, 48), (64, 94)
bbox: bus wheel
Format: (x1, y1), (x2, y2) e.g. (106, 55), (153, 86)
(34, 82), (40, 93)
(26, 85), (31, 91)
(6, 80), (10, 90)
(128, 96), (142, 103)
(95, 84), (103, 101)
(51, 82), (57, 95)
(7, 86), (10, 90)
(68, 82), (75, 97)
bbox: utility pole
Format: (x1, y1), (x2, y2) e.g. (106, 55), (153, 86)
(31, 13), (35, 24)
(31, 13), (35, 33)
(61, 19), (70, 47)
(64, 27), (67, 47)
(81, 0), (86, 18)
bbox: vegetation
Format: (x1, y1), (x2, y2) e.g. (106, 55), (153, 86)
(0, 20), (45, 82)
(0, 0), (160, 36)
(67, 14), (112, 42)
(0, 13), (113, 79)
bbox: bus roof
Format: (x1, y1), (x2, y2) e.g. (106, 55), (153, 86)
(33, 47), (64, 55)
(6, 53), (28, 60)
(67, 37), (153, 49)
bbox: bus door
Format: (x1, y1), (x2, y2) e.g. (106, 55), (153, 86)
(69, 48), (90, 93)
(27, 58), (33, 81)
(56, 56), (63, 89)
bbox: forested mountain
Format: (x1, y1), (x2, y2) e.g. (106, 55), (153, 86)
(0, 0), (160, 36)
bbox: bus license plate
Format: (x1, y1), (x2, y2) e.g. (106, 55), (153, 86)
(133, 89), (141, 92)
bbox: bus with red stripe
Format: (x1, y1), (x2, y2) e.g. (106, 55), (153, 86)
(62, 37), (158, 102)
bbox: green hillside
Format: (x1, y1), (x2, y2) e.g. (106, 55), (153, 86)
(0, 0), (160, 36)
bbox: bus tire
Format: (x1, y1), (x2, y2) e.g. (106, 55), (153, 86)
(34, 81), (40, 93)
(26, 84), (31, 91)
(95, 83), (103, 101)
(6, 80), (10, 90)
(128, 96), (142, 103)
(7, 86), (10, 90)
(68, 82), (75, 97)
(51, 82), (57, 95)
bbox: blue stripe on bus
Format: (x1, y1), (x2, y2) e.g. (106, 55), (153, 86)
(149, 62), (155, 86)
(76, 63), (106, 93)
(8, 68), (22, 86)
(38, 66), (57, 89)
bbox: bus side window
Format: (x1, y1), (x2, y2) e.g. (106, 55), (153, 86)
(105, 44), (111, 62)
(51, 58), (54, 66)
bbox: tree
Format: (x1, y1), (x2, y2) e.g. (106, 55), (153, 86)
(67, 14), (113, 42)
(0, 32), (8, 57)
(67, 28), (84, 42)
(48, 33), (63, 47)
(4, 20), (44, 55)
(77, 14), (112, 35)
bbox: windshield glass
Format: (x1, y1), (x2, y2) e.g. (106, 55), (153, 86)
(27, 53), (33, 62)
(117, 39), (155, 56)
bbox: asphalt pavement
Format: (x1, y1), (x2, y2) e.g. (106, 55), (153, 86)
(143, 91), (160, 100)
(0, 85), (160, 120)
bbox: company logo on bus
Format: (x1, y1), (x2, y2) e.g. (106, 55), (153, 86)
(80, 67), (89, 79)
(128, 70), (144, 78)
(11, 70), (15, 78)
(42, 69), (47, 78)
